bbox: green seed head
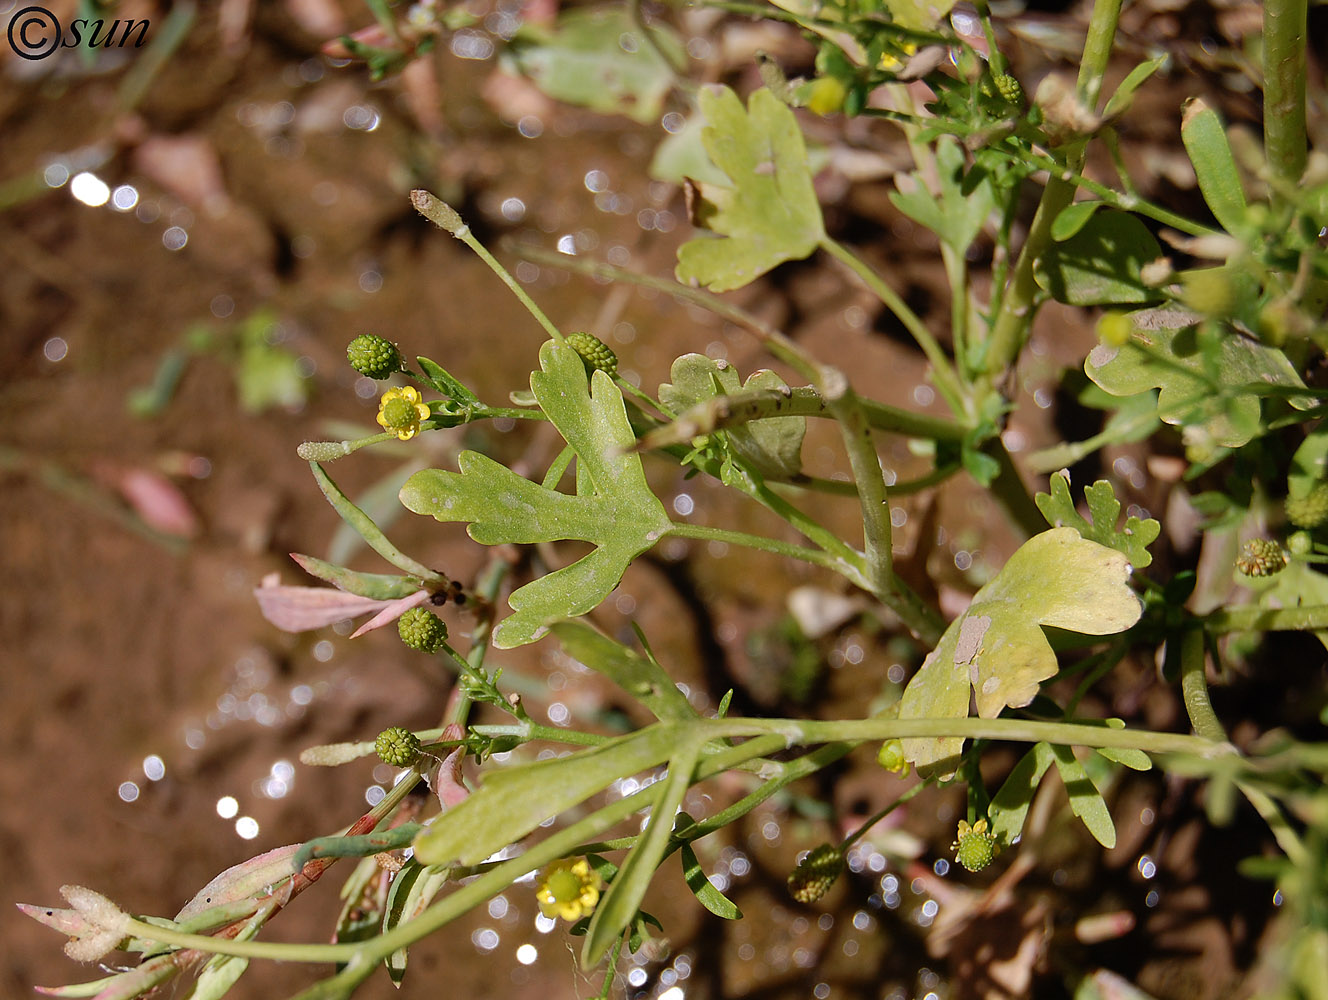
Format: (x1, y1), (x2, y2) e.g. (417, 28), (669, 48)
(787, 844), (844, 903)
(952, 819), (998, 873)
(347, 334), (403, 380)
(1286, 484), (1328, 529)
(565, 332), (618, 376)
(398, 607), (448, 653)
(1235, 538), (1288, 578)
(995, 74), (1024, 104)
(375, 726), (421, 767)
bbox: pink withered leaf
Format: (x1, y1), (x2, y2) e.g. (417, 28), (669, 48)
(254, 573), (428, 633)
(348, 589), (431, 638)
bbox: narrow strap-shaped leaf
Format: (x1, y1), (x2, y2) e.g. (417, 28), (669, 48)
(417, 356), (480, 406)
(188, 899), (272, 1000)
(552, 621), (697, 721)
(581, 739), (704, 966)
(331, 856), (388, 951)
(310, 462), (442, 582)
(1050, 743), (1117, 848)
(989, 742), (1056, 846)
(64, 954), (176, 1000)
(413, 723), (685, 866)
(1091, 718), (1153, 771)
(383, 860), (452, 984)
(1102, 54), (1168, 119)
(289, 553), (421, 600)
(680, 843), (742, 919)
(1181, 99), (1247, 235)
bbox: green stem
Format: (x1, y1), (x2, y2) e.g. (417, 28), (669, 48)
(985, 439), (1049, 538)
(1017, 150), (1217, 236)
(819, 236), (969, 419)
(1202, 603), (1328, 633)
(1262, 0), (1308, 192)
(841, 781), (927, 850)
(124, 715), (1227, 970)
(411, 190), (563, 343)
(978, 0), (1123, 386)
(1180, 632), (1308, 865)
(666, 521), (866, 583)
(1077, 0), (1123, 109)
(823, 375), (890, 584)
(1178, 628), (1227, 744)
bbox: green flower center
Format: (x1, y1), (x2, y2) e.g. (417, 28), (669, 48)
(381, 397), (418, 429)
(544, 869), (584, 903)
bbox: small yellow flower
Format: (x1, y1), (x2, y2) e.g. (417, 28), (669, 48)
(879, 40), (918, 72)
(535, 858), (602, 922)
(376, 385), (431, 441)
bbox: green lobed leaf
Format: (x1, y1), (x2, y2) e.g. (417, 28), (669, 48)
(1050, 743), (1117, 848)
(658, 354), (806, 479)
(400, 341), (672, 647)
(581, 738), (704, 966)
(989, 742), (1056, 846)
(503, 8), (685, 125)
(680, 842), (742, 919)
(898, 529), (1142, 774)
(675, 86), (825, 292)
(884, 0), (958, 30)
(1035, 209), (1163, 306)
(1287, 423), (1328, 500)
(412, 723), (685, 866)
(1181, 99), (1247, 235)
(649, 113), (732, 187)
(1086, 307), (1313, 448)
(1035, 471), (1160, 568)
(889, 136), (996, 254)
(551, 621), (697, 721)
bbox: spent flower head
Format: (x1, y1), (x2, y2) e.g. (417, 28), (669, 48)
(1236, 538), (1288, 578)
(952, 819), (999, 872)
(535, 858), (602, 921)
(377, 385), (431, 441)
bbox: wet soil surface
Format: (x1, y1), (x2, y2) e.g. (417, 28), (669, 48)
(1, 2), (1304, 998)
